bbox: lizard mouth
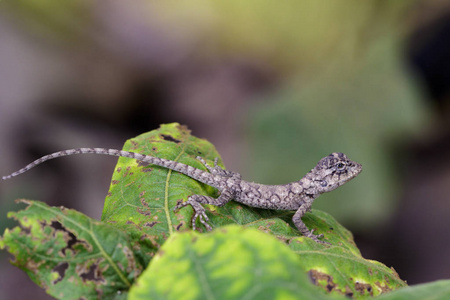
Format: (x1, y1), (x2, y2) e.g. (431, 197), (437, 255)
(352, 162), (363, 175)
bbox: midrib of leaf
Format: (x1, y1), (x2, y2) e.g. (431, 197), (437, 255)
(164, 140), (188, 236)
(189, 243), (215, 300)
(32, 201), (131, 287)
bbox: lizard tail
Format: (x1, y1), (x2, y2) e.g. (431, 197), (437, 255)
(2, 148), (207, 181)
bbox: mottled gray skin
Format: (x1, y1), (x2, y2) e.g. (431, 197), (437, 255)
(2, 148), (362, 244)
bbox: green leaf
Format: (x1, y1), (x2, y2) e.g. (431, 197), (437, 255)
(0, 199), (141, 300)
(128, 225), (340, 300)
(376, 280), (450, 300)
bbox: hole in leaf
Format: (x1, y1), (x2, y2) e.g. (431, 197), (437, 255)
(52, 262), (69, 284)
(80, 262), (105, 283)
(160, 134), (181, 144)
(45, 221), (88, 255)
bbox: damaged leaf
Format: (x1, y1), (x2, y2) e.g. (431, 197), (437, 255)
(0, 200), (141, 300)
(128, 225), (336, 300)
(288, 211), (406, 298)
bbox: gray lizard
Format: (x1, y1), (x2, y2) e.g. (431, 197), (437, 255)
(2, 148), (362, 244)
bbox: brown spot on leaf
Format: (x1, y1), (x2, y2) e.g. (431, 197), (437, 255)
(276, 236), (289, 244)
(24, 260), (45, 275)
(308, 269), (336, 293)
(345, 287), (354, 298)
(112, 180), (119, 185)
(19, 222), (32, 235)
(140, 198), (149, 208)
(144, 221), (158, 228)
(175, 211), (185, 221)
(390, 267), (402, 280)
(106, 192), (112, 197)
(375, 282), (393, 294)
(139, 234), (160, 248)
(355, 282), (373, 296)
(178, 124), (190, 133)
(116, 167), (122, 173)
(258, 225), (269, 232)
(79, 260), (106, 284)
(137, 207), (151, 216)
(176, 223), (183, 230)
(160, 134), (181, 144)
(119, 244), (141, 275)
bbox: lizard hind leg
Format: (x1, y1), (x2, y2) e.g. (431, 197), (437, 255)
(174, 189), (234, 231)
(196, 156), (241, 179)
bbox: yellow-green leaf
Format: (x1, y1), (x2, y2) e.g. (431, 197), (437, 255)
(128, 225), (338, 300)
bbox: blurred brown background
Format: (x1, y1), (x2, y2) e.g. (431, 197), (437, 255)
(1, 1), (450, 299)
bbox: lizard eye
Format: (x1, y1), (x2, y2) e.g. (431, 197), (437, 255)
(336, 162), (346, 170)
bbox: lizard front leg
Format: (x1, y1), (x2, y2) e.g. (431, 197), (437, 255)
(174, 189), (234, 231)
(293, 203), (330, 245)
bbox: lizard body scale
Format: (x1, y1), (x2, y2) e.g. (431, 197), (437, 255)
(2, 148), (362, 244)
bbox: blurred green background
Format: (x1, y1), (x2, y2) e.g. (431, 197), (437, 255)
(1, 1), (450, 299)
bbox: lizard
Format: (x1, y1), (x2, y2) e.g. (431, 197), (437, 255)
(2, 148), (362, 244)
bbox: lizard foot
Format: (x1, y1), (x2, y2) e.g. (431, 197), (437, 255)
(174, 199), (213, 231)
(305, 229), (331, 245)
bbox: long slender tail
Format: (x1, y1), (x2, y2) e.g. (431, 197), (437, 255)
(2, 148), (211, 183)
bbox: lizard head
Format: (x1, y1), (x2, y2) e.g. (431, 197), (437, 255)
(309, 152), (362, 194)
